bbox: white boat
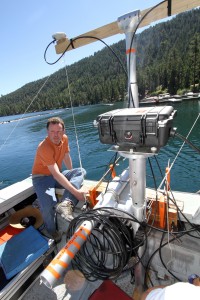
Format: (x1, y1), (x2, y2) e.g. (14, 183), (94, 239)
(184, 92), (199, 99)
(140, 96), (158, 105)
(168, 97), (182, 103)
(186, 92), (195, 97)
(158, 93), (170, 100)
(0, 1), (200, 300)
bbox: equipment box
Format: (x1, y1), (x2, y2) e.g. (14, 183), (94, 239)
(96, 106), (176, 150)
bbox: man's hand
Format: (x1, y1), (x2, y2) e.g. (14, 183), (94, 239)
(76, 186), (89, 201)
(193, 277), (200, 286)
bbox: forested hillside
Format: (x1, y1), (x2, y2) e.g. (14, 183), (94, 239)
(0, 8), (199, 116)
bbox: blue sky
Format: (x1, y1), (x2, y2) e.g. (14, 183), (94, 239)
(0, 0), (163, 96)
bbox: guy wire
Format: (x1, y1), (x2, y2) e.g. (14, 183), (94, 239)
(63, 60), (86, 185)
(0, 75), (51, 152)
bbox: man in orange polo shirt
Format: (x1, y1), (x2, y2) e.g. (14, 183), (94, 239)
(32, 117), (88, 240)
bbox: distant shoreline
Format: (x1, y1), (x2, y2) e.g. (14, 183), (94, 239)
(0, 110), (63, 125)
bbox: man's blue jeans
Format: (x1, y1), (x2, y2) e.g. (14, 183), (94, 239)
(32, 168), (86, 234)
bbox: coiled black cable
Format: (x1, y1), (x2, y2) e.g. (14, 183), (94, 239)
(66, 207), (142, 281)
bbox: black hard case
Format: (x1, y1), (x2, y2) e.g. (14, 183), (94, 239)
(97, 106), (176, 149)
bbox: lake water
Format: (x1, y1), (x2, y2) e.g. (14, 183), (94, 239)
(0, 100), (200, 192)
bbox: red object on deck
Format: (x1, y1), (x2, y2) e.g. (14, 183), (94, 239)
(0, 225), (23, 245)
(89, 280), (132, 300)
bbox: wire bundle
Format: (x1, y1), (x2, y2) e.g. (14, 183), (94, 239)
(66, 207), (138, 281)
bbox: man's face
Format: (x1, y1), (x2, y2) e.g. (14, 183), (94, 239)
(47, 123), (64, 145)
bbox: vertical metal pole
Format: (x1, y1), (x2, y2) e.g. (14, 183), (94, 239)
(118, 11), (145, 297)
(129, 157), (146, 210)
(129, 157), (146, 298)
(118, 10), (140, 108)
(128, 36), (139, 109)
(118, 11), (146, 226)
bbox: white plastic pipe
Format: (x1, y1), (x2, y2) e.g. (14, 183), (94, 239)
(40, 220), (94, 289)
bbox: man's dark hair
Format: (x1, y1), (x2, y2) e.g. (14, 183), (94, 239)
(46, 117), (65, 130)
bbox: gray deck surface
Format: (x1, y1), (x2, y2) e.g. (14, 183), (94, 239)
(21, 210), (134, 300)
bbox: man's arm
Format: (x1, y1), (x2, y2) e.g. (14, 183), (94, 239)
(48, 163), (87, 201)
(63, 152), (73, 169)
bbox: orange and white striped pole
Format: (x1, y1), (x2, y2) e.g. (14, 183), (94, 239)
(165, 166), (170, 191)
(40, 220), (94, 289)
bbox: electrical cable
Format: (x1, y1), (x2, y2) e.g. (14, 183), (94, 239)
(158, 232), (181, 281)
(144, 231), (185, 289)
(173, 132), (200, 154)
(158, 113), (200, 191)
(42, 3), (200, 287)
(144, 129), (200, 241)
(142, 132), (200, 286)
(148, 157), (158, 191)
(185, 229), (200, 239)
(148, 153), (200, 234)
(145, 204), (199, 284)
(127, 0), (167, 107)
(43, 2), (169, 110)
(144, 219), (200, 235)
(44, 35), (128, 78)
(66, 207), (143, 281)
(146, 157), (160, 229)
(43, 1), (167, 110)
(167, 191), (200, 233)
(153, 155), (164, 179)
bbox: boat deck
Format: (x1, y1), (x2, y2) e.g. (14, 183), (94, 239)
(19, 208), (135, 300)
(1, 177), (200, 300)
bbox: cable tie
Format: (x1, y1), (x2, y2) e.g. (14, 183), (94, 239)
(188, 274), (199, 284)
(70, 39), (75, 49)
(168, 0), (172, 16)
